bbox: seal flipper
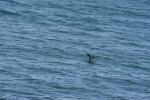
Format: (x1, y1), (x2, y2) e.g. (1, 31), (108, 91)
(87, 53), (94, 64)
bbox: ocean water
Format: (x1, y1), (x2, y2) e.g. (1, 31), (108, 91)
(0, 0), (150, 100)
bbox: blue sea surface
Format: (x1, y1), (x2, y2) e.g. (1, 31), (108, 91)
(0, 0), (150, 100)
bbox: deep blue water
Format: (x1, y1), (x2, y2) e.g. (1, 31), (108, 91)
(0, 0), (150, 100)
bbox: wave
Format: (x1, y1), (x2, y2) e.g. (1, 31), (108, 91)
(0, 9), (20, 16)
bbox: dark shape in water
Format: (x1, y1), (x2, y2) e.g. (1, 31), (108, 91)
(87, 53), (94, 64)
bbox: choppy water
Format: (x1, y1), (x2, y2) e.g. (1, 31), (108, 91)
(0, 0), (150, 100)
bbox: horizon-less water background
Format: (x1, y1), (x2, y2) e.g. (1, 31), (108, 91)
(0, 0), (150, 100)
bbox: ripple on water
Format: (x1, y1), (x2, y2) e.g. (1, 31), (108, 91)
(0, 0), (150, 100)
